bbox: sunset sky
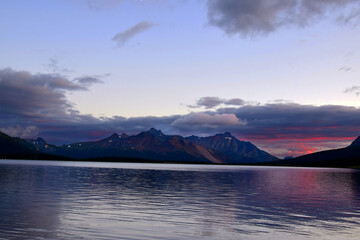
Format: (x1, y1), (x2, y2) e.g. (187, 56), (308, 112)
(1, 0), (359, 158)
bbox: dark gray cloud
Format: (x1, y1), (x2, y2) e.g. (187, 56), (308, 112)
(0, 68), (102, 120)
(206, 0), (359, 36)
(216, 103), (360, 140)
(225, 98), (246, 106)
(112, 21), (155, 46)
(191, 96), (246, 109)
(344, 86), (360, 96)
(195, 97), (224, 108)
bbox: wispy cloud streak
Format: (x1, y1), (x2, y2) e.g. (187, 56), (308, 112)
(112, 21), (155, 46)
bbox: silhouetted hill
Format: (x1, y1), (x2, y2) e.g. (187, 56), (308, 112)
(0, 132), (35, 156)
(186, 132), (278, 163)
(0, 132), (65, 160)
(272, 137), (360, 168)
(350, 136), (360, 147)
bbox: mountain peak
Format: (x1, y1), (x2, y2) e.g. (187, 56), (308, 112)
(27, 137), (47, 145)
(186, 132), (277, 163)
(106, 133), (124, 141)
(215, 132), (233, 138)
(120, 133), (129, 138)
(36, 137), (47, 144)
(350, 136), (360, 147)
(146, 128), (165, 137)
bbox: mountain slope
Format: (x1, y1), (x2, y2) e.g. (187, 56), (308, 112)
(0, 131), (35, 157)
(273, 137), (360, 167)
(186, 132), (278, 163)
(350, 136), (360, 147)
(24, 137), (57, 152)
(0, 131), (64, 160)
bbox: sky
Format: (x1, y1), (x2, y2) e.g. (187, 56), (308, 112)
(0, 0), (360, 158)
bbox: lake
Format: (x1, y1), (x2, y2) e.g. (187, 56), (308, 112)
(0, 160), (360, 239)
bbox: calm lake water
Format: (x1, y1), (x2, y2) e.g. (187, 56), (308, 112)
(0, 160), (360, 240)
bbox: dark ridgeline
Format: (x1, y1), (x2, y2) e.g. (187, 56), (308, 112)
(0, 128), (277, 164)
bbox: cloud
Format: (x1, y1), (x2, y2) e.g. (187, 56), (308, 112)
(225, 98), (246, 105)
(218, 103), (360, 140)
(337, 6), (360, 25)
(206, 0), (359, 36)
(171, 112), (245, 128)
(74, 76), (104, 86)
(44, 57), (74, 74)
(267, 99), (294, 104)
(43, 57), (107, 86)
(338, 66), (352, 72)
(191, 96), (246, 109)
(344, 86), (360, 96)
(195, 97), (224, 109)
(0, 68), (102, 119)
(112, 21), (155, 46)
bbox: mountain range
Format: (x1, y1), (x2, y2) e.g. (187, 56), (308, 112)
(0, 128), (277, 164)
(1, 128), (359, 167)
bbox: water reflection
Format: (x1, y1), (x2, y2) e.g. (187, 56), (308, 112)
(0, 161), (359, 239)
